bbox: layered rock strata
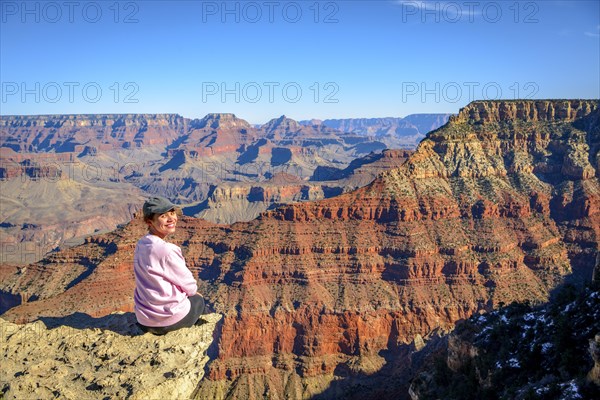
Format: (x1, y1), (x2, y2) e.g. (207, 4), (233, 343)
(0, 100), (598, 398)
(194, 99), (600, 398)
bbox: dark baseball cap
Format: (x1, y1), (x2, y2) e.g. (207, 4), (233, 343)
(143, 196), (176, 218)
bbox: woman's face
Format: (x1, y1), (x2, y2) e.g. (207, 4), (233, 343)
(148, 209), (177, 238)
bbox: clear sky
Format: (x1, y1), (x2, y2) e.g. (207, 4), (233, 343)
(1, 0), (599, 123)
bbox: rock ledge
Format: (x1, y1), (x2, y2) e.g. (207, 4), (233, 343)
(0, 312), (221, 399)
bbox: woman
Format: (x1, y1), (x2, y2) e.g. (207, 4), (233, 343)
(134, 196), (205, 335)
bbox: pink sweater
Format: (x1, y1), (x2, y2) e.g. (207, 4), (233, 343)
(133, 234), (198, 327)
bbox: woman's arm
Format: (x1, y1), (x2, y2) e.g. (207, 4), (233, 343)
(162, 246), (198, 296)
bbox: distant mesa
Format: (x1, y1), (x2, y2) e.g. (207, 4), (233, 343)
(305, 118), (323, 126)
(262, 115), (301, 133)
(0, 113), (186, 152)
(302, 113), (452, 139)
(1, 112), (450, 154)
(195, 113), (252, 130)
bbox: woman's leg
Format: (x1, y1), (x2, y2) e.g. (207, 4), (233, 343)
(139, 295), (206, 335)
(178, 294), (206, 327)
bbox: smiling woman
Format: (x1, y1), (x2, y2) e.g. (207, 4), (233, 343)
(147, 208), (178, 239)
(133, 196), (205, 335)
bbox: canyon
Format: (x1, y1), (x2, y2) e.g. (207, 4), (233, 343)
(0, 113), (437, 263)
(0, 99), (598, 398)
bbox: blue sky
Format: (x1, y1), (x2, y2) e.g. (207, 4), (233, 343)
(1, 0), (599, 123)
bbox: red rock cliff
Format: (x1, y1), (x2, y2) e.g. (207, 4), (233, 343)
(1, 100), (598, 399)
(195, 99), (599, 398)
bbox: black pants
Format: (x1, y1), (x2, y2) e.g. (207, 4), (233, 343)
(139, 294), (205, 335)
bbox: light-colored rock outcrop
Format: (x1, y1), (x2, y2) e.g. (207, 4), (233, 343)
(0, 312), (221, 399)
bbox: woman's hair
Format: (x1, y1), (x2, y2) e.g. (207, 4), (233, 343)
(143, 208), (180, 224)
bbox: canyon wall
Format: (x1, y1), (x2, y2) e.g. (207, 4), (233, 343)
(1, 100), (598, 398)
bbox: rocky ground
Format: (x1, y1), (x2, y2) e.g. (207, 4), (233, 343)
(408, 284), (600, 400)
(0, 312), (221, 399)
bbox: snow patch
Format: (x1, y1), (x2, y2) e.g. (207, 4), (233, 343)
(523, 312), (536, 322)
(508, 358), (520, 368)
(541, 343), (553, 354)
(561, 379), (581, 399)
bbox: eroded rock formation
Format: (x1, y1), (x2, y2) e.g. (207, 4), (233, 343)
(0, 100), (598, 398)
(0, 113), (186, 152)
(187, 99), (600, 398)
(305, 114), (452, 150)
